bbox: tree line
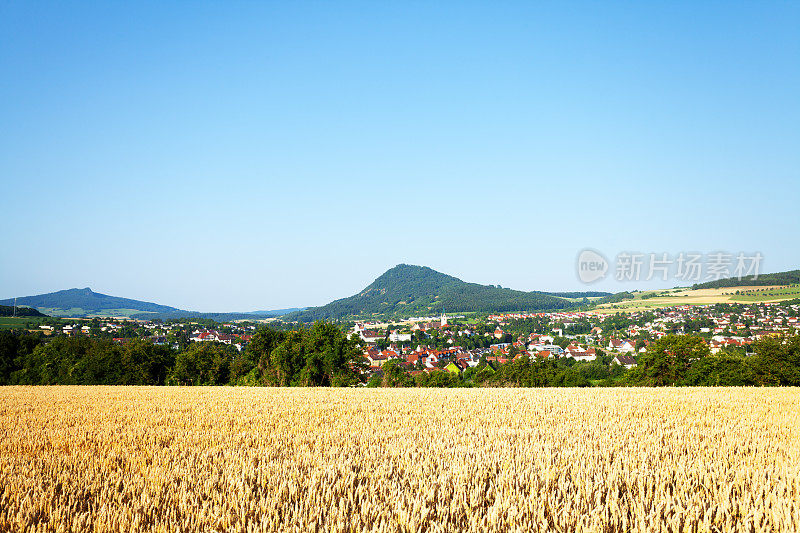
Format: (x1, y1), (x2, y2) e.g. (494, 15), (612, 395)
(0, 322), (364, 386)
(0, 305), (46, 317)
(691, 269), (800, 289)
(627, 334), (800, 386)
(1, 325), (799, 388)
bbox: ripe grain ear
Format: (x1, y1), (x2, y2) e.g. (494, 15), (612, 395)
(0, 386), (797, 532)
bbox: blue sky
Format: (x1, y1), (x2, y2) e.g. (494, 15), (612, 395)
(1, 1), (799, 311)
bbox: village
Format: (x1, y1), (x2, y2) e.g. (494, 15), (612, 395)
(350, 300), (800, 379)
(28, 298), (800, 383)
(35, 319), (259, 352)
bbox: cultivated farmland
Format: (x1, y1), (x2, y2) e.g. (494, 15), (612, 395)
(0, 387), (798, 532)
(594, 285), (800, 313)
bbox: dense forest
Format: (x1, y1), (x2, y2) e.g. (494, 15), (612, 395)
(0, 305), (46, 317)
(591, 292), (635, 305)
(288, 264), (606, 322)
(692, 269), (800, 289)
(545, 291), (611, 298)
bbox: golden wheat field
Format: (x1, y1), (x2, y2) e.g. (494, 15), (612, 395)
(0, 387), (798, 532)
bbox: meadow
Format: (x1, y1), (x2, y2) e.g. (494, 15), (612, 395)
(0, 387), (798, 532)
(730, 284), (800, 302)
(0, 316), (53, 330)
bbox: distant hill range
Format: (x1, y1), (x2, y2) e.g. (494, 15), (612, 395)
(692, 269), (800, 290)
(286, 264), (610, 322)
(0, 288), (301, 321)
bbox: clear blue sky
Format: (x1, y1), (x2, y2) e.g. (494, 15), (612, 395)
(1, 1), (799, 311)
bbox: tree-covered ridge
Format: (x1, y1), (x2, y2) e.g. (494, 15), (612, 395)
(0, 288), (298, 320)
(0, 288), (183, 317)
(0, 305), (46, 317)
(288, 264), (608, 321)
(546, 291), (611, 298)
(691, 269), (800, 289)
(593, 292), (635, 305)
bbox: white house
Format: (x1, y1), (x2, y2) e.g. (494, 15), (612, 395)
(572, 348), (597, 362)
(389, 331), (412, 343)
(359, 330), (384, 344)
(612, 355), (637, 369)
(608, 339), (636, 353)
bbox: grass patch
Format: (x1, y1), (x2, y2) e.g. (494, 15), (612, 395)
(0, 317), (61, 330)
(729, 285), (800, 302)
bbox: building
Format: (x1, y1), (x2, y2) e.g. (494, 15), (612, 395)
(389, 331), (412, 343)
(612, 355), (637, 369)
(571, 348), (597, 362)
(359, 329), (384, 344)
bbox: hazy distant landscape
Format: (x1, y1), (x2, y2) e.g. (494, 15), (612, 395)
(4, 264), (800, 322)
(0, 288), (302, 321)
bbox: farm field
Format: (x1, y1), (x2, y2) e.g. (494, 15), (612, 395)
(0, 316), (54, 330)
(730, 284), (800, 302)
(32, 307), (157, 319)
(0, 387), (798, 532)
(594, 285), (799, 313)
(0, 317), (31, 329)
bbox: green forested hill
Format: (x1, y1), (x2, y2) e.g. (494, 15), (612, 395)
(287, 264), (609, 322)
(691, 269), (800, 289)
(0, 288), (297, 320)
(0, 288), (183, 318)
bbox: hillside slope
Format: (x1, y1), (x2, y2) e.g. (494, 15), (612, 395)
(288, 264), (608, 322)
(0, 288), (183, 318)
(0, 288), (298, 320)
(0, 305), (47, 317)
(692, 269), (800, 289)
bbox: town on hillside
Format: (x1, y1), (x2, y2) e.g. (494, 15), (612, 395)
(349, 301), (799, 382)
(6, 297), (798, 386)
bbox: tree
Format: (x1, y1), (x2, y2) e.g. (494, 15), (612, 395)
(247, 322), (363, 386)
(748, 336), (800, 386)
(0, 331), (20, 384)
(374, 360), (413, 387)
(123, 340), (175, 385)
(552, 368), (590, 387)
(632, 335), (709, 386)
(683, 353), (752, 386)
(415, 369), (460, 387)
(171, 342), (233, 385)
(246, 327), (285, 384)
